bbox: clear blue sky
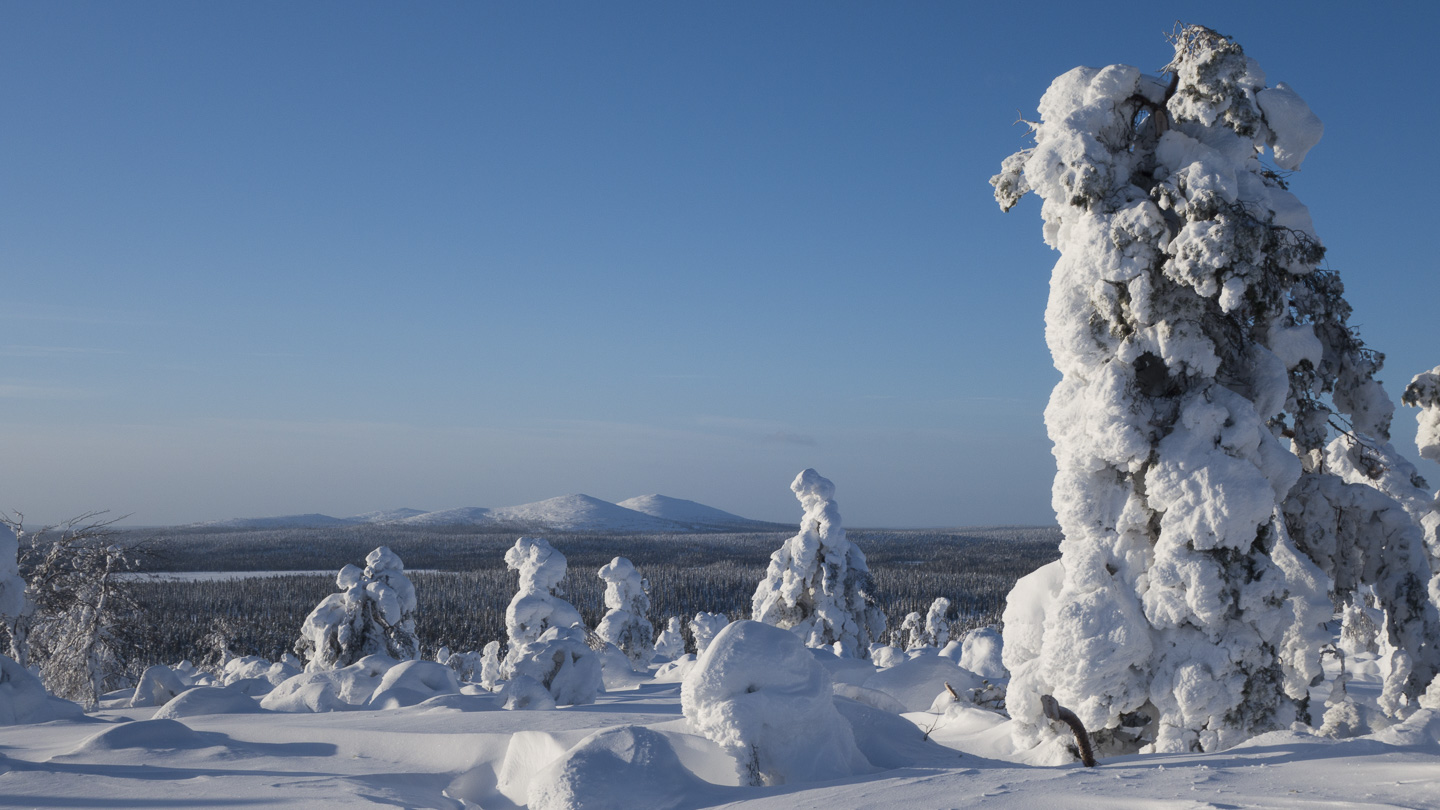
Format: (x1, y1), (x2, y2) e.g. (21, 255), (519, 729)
(3, 2), (1437, 527)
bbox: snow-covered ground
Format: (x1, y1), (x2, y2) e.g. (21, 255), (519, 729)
(1, 647), (1436, 809)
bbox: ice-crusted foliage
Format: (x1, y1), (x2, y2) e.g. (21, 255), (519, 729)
(1405, 368), (1440, 463)
(294, 547), (419, 672)
(681, 620), (870, 786)
(751, 469), (886, 657)
(653, 617), (685, 662)
(991, 25), (1402, 755)
(503, 537), (583, 676)
(899, 612), (925, 650)
(689, 612), (729, 657)
(596, 557), (654, 670)
(479, 640), (501, 691)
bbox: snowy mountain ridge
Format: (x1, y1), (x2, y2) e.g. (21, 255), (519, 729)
(194, 494), (784, 532)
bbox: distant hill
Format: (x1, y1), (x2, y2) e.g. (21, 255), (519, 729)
(193, 494), (785, 533)
(617, 494), (788, 531)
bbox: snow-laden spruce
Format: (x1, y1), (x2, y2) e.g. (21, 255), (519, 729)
(595, 557), (654, 670)
(990, 25), (1439, 755)
(751, 469), (885, 657)
(294, 546), (419, 672)
(0, 524), (30, 665)
(502, 536), (583, 676)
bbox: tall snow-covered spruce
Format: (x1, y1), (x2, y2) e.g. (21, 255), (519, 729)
(595, 556), (654, 670)
(992, 25), (1438, 755)
(751, 469), (885, 657)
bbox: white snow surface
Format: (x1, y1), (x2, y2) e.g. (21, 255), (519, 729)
(4, 638), (1440, 808)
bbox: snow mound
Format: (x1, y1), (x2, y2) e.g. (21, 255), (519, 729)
(862, 654), (983, 713)
(260, 655), (396, 712)
(528, 725), (706, 810)
(154, 687), (264, 719)
(129, 665), (189, 708)
(681, 620), (871, 785)
(68, 718), (211, 753)
(0, 654), (81, 725)
(366, 660), (461, 709)
(222, 655), (299, 688)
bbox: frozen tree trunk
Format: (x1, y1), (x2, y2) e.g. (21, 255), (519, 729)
(992, 25), (1368, 755)
(751, 469), (886, 657)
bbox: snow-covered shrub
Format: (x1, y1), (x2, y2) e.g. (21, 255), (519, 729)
(130, 665), (188, 708)
(440, 649), (484, 683)
(0, 653), (81, 724)
(992, 24), (1428, 754)
(751, 469), (886, 657)
(294, 547), (420, 672)
(652, 617), (685, 662)
(688, 612), (729, 657)
(870, 644), (903, 670)
(595, 557), (654, 670)
(681, 620), (870, 786)
(506, 625), (602, 707)
(503, 537), (584, 676)
(260, 654), (395, 712)
(861, 654), (982, 713)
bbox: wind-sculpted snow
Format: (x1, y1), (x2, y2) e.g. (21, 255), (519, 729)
(681, 620), (872, 786)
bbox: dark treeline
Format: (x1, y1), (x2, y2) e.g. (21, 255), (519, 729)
(124, 526), (1060, 666)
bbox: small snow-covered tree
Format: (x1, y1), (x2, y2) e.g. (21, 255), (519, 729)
(899, 612), (924, 651)
(689, 612), (729, 657)
(502, 536), (583, 676)
(5, 513), (149, 708)
(991, 25), (1411, 754)
(295, 546), (420, 672)
(924, 597), (952, 649)
(479, 640), (502, 691)
(751, 469), (886, 657)
(1404, 368), (1440, 463)
(595, 556), (654, 670)
(653, 616), (685, 661)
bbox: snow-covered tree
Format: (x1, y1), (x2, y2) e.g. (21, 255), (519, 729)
(899, 612), (924, 651)
(688, 612), (729, 657)
(0, 523), (31, 665)
(751, 469), (886, 657)
(653, 616), (685, 662)
(924, 597), (952, 649)
(479, 640), (502, 691)
(990, 25), (1405, 755)
(1404, 367), (1440, 463)
(595, 556), (654, 670)
(502, 537), (583, 676)
(4, 513), (149, 708)
(295, 546), (420, 672)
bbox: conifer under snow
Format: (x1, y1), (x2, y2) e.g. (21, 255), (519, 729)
(751, 469), (886, 657)
(992, 24), (1440, 755)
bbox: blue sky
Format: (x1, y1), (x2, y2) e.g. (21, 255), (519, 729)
(3, 2), (1437, 527)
